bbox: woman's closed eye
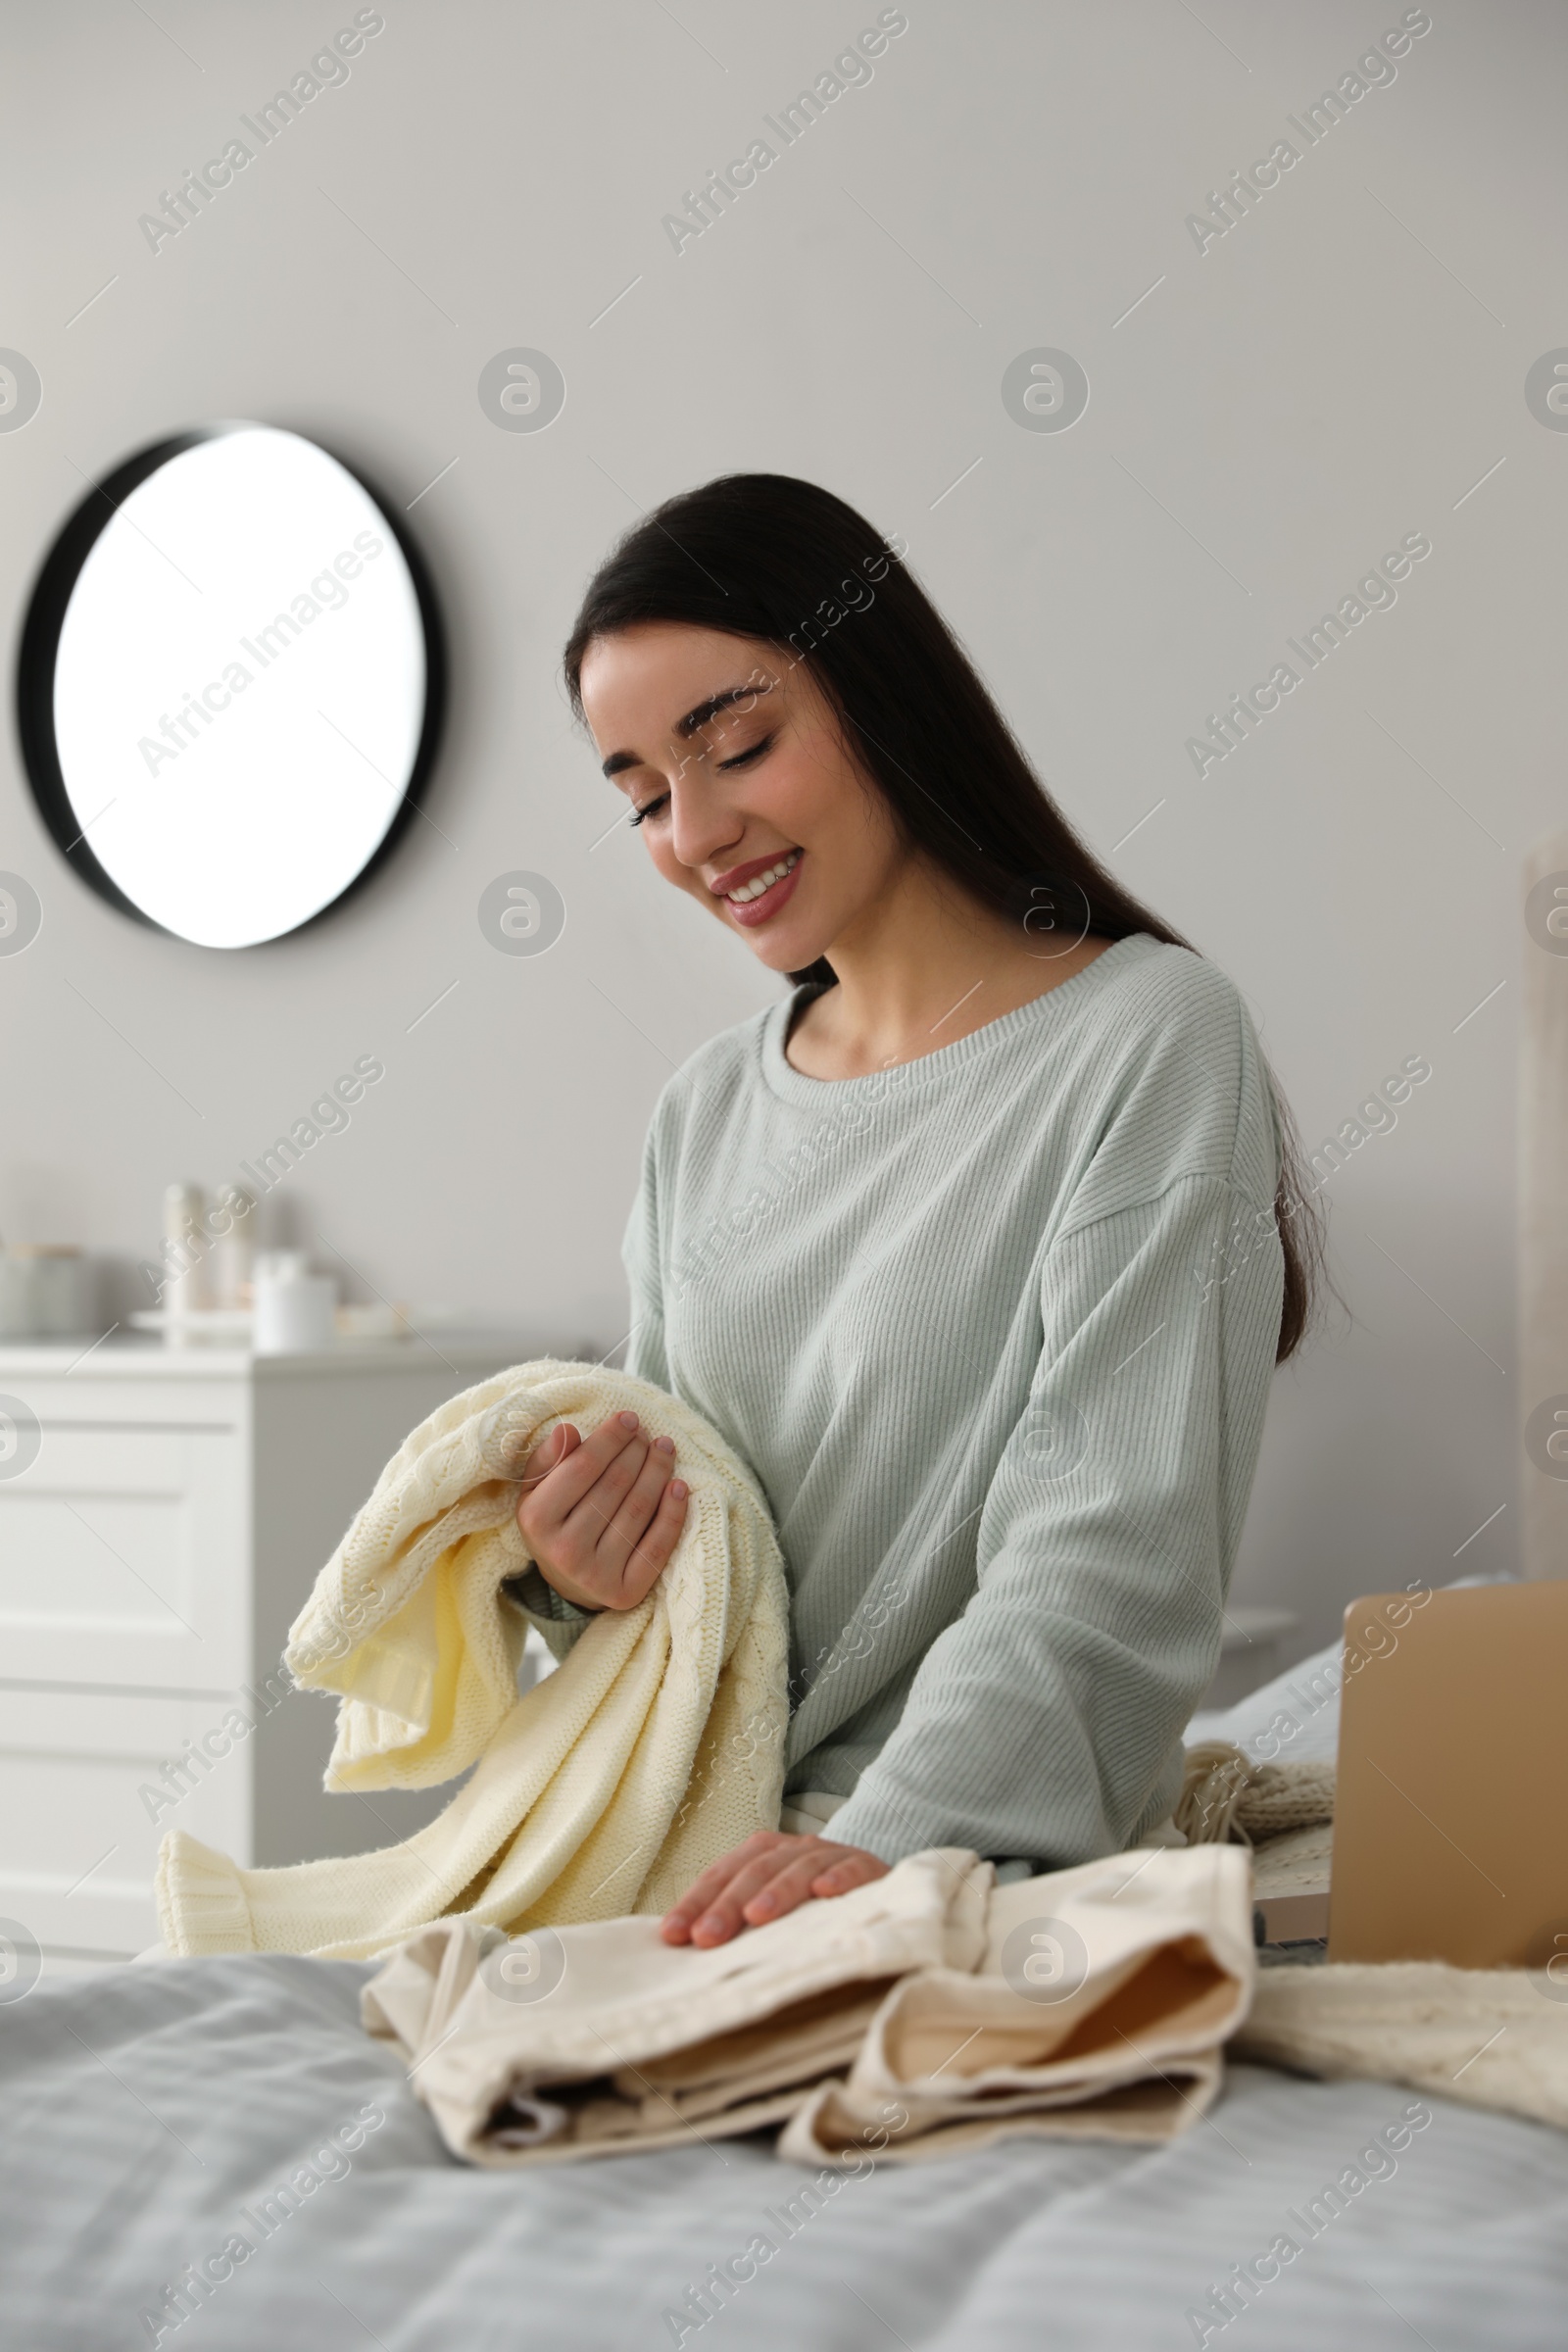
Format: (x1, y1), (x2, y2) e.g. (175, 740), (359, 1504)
(715, 731), (775, 772)
(627, 733), (776, 826)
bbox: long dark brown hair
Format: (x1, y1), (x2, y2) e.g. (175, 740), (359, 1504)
(564, 473), (1322, 1362)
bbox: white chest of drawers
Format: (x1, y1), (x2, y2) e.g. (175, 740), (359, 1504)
(0, 1335), (553, 1963)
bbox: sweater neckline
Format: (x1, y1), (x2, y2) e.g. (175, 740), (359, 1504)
(759, 931), (1161, 1105)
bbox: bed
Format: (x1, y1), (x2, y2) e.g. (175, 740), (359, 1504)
(5, 1637), (1565, 2352)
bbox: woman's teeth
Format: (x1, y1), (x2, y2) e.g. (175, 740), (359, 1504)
(727, 849), (801, 904)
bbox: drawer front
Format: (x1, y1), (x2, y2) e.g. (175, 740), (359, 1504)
(0, 1424), (249, 1687)
(0, 1688), (252, 1958)
(0, 1371), (247, 1429)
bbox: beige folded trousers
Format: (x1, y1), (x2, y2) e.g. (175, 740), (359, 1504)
(363, 1842), (1256, 2167)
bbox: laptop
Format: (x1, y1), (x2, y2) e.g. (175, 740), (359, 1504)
(1321, 1579), (1568, 1967)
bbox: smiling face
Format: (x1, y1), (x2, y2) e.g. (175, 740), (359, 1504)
(577, 622), (910, 976)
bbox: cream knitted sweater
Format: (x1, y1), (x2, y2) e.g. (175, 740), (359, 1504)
(155, 1362), (789, 1960)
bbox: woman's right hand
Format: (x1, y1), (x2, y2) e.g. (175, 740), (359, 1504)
(514, 1409), (689, 1612)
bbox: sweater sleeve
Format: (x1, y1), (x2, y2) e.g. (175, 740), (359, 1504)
(496, 1114), (678, 1663)
(621, 1107), (672, 1393)
(824, 1168), (1284, 1868)
(500, 1567), (596, 1663)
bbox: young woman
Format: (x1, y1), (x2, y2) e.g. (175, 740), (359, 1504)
(510, 474), (1320, 1952)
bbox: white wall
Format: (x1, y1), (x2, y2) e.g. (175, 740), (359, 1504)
(2, 0), (1559, 1656)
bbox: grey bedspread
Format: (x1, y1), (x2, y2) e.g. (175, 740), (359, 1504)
(3, 1951), (1565, 2350)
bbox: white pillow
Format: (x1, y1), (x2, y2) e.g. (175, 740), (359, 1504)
(1185, 1638), (1343, 1764)
(1183, 1571), (1515, 1766)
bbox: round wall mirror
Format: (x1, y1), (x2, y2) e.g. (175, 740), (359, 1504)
(17, 422), (443, 950)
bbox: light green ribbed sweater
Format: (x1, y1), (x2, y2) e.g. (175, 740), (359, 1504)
(552, 933), (1285, 1871)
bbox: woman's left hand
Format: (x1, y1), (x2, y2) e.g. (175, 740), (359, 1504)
(661, 1829), (889, 1947)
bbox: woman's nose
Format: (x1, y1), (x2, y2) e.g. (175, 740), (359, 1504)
(668, 785), (743, 876)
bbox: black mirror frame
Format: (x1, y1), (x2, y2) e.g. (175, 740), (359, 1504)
(15, 420), (446, 946)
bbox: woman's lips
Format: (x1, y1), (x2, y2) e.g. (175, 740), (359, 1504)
(725, 851), (804, 929)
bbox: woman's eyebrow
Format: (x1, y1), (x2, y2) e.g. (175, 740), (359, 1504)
(600, 682), (775, 780)
(675, 681), (775, 739)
